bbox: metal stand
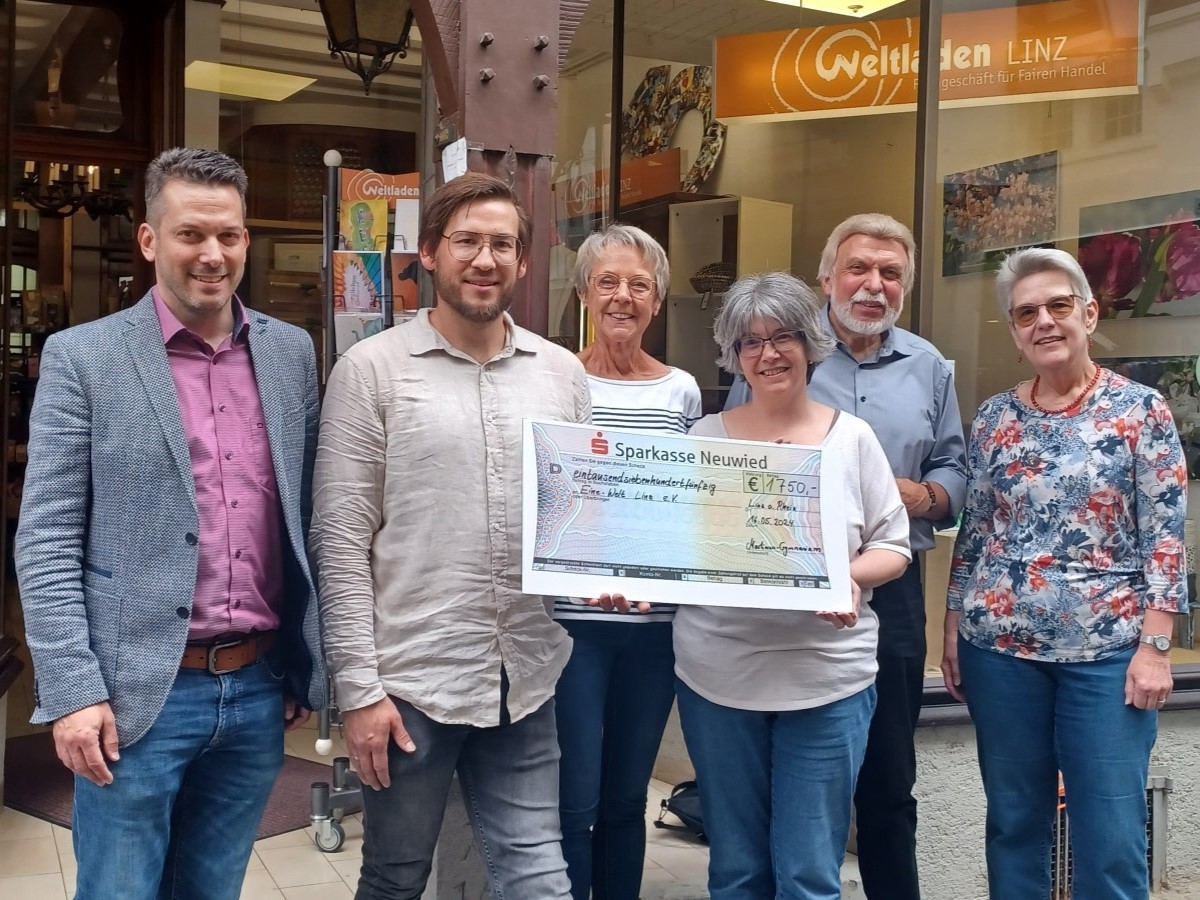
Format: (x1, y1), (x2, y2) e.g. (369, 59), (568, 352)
(309, 702), (364, 852)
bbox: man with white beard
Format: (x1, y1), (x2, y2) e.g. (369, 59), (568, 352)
(724, 213), (967, 900)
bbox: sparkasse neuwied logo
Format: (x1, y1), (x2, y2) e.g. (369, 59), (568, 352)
(590, 432), (609, 455)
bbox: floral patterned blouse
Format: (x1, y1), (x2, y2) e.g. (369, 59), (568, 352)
(947, 370), (1188, 663)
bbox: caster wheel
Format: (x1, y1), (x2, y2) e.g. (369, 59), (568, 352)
(314, 821), (345, 853)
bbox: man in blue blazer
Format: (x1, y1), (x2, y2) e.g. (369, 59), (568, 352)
(15, 147), (325, 900)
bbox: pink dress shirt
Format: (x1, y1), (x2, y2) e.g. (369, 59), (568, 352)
(154, 290), (283, 640)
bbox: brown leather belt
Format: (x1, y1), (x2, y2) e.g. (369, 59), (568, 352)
(180, 632), (277, 675)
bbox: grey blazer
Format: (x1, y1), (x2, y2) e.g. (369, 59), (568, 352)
(15, 291), (327, 747)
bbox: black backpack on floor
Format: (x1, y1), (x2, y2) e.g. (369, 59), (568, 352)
(653, 780), (707, 843)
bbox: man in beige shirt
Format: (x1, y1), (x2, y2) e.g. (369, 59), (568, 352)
(312, 173), (589, 899)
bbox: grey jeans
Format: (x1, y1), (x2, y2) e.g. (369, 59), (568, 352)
(355, 695), (571, 900)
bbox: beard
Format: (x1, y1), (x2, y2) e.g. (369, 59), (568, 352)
(159, 271), (236, 319)
(433, 267), (513, 323)
(831, 288), (902, 336)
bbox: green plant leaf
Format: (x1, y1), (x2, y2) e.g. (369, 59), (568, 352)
(1132, 234), (1172, 317)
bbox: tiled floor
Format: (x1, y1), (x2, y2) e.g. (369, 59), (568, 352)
(0, 728), (710, 900)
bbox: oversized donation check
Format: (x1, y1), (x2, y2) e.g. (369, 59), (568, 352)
(522, 419), (852, 611)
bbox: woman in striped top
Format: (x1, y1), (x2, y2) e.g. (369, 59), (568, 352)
(554, 225), (701, 900)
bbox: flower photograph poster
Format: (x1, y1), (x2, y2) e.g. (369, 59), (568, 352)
(1078, 189), (1200, 319)
(942, 151), (1059, 277)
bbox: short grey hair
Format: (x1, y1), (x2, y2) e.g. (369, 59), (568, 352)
(145, 147), (248, 226)
(994, 247), (1093, 317)
(817, 212), (917, 294)
(573, 224), (670, 303)
(713, 272), (836, 376)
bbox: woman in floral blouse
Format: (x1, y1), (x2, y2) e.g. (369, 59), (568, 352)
(942, 247), (1187, 900)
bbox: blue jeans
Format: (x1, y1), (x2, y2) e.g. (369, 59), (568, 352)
(676, 680), (875, 900)
(72, 659), (285, 900)
(958, 638), (1157, 900)
(555, 619), (676, 900)
(356, 695), (570, 900)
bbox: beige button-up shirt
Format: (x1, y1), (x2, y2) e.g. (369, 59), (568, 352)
(311, 309), (591, 726)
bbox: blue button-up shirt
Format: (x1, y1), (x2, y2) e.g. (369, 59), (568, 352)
(725, 307), (968, 553)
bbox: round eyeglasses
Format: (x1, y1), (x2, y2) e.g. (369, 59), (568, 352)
(733, 330), (806, 358)
(591, 273), (656, 301)
(1010, 294), (1079, 328)
(441, 231), (523, 265)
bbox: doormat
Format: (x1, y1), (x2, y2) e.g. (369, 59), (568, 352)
(3, 731), (332, 839)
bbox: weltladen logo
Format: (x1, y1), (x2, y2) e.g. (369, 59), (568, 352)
(770, 18), (916, 112)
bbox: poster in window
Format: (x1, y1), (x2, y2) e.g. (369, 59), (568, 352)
(1078, 190), (1200, 319)
(942, 151), (1058, 277)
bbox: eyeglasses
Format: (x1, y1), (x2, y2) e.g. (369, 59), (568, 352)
(441, 231), (523, 265)
(733, 330), (806, 358)
(1010, 294), (1079, 328)
(591, 273), (656, 301)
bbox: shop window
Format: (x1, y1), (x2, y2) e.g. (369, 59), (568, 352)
(179, 0), (420, 370)
(11, 1), (123, 134)
(929, 0), (1200, 675)
(557, 1), (920, 400)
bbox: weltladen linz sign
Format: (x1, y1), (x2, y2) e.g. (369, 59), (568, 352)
(715, 0), (1142, 121)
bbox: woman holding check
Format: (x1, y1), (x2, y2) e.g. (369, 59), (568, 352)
(673, 272), (910, 900)
(554, 224), (702, 900)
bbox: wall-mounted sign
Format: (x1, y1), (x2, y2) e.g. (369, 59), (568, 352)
(341, 169), (420, 205)
(554, 148), (684, 221)
(715, 0), (1141, 121)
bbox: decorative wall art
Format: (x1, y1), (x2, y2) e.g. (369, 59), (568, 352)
(334, 313), (385, 356)
(332, 250), (384, 312)
(622, 65), (726, 192)
(1078, 190), (1200, 319)
(390, 252), (420, 312)
(339, 198), (388, 251)
(942, 151), (1058, 277)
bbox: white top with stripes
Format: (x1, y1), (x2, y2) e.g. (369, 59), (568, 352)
(552, 367), (703, 624)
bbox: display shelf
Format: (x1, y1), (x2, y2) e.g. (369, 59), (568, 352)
(246, 218), (322, 233)
(665, 197), (792, 401)
(667, 196), (793, 296)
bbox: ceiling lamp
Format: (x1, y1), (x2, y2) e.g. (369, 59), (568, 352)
(761, 0), (905, 17)
(317, 0), (416, 95)
(184, 61), (316, 102)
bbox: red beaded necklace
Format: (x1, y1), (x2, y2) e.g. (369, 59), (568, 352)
(1030, 365), (1102, 414)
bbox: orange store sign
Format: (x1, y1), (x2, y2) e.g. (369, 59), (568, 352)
(555, 149), (683, 220)
(715, 0), (1141, 121)
(341, 169), (419, 204)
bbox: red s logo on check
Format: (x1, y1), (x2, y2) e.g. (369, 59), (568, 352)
(591, 432), (609, 455)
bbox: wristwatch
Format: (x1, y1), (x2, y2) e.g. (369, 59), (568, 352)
(921, 481), (938, 512)
(1139, 633), (1172, 652)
